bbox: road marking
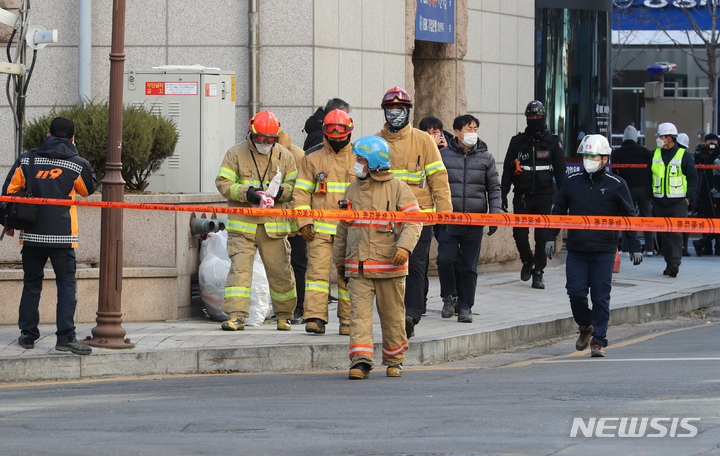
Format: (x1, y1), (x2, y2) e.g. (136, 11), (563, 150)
(539, 357), (720, 363)
(501, 321), (719, 368)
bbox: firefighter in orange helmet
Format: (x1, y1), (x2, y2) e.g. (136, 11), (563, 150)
(293, 109), (356, 335)
(215, 110), (298, 331)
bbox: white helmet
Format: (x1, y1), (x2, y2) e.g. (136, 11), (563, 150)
(677, 133), (690, 148)
(576, 134), (612, 156)
(656, 122), (678, 136)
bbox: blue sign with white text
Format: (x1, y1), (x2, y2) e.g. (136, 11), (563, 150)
(416, 0), (455, 43)
(614, 0), (717, 31)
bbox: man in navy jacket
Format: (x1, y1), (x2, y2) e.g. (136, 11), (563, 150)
(545, 135), (642, 358)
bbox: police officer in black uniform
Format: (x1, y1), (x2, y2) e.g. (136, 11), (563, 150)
(501, 101), (566, 289)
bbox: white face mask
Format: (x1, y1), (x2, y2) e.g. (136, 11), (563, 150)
(255, 143), (273, 155)
(354, 161), (368, 179)
(656, 137), (665, 149)
(461, 132), (478, 147)
(583, 156), (604, 174)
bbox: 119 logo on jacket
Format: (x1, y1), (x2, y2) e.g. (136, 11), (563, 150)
(36, 169), (62, 179)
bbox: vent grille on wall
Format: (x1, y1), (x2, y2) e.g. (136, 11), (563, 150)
(168, 102), (181, 117)
(168, 154), (180, 169)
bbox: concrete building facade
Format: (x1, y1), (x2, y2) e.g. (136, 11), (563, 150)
(0, 0), (534, 184)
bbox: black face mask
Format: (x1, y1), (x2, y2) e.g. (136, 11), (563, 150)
(328, 136), (351, 152)
(526, 118), (546, 137)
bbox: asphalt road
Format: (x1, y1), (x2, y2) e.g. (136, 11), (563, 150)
(1, 311), (719, 456)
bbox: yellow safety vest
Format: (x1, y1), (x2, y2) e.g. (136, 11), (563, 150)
(651, 148), (687, 198)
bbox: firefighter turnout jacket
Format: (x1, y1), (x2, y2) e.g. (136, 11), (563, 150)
(332, 169), (422, 278)
(2, 136), (96, 248)
(215, 133), (298, 239)
(293, 137), (356, 238)
(377, 124), (452, 218)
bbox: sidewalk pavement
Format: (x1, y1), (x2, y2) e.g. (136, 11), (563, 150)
(1, 254), (719, 383)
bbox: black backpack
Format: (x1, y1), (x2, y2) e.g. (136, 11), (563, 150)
(0, 151), (38, 239)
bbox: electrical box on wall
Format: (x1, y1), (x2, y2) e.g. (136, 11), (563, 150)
(123, 66), (236, 193)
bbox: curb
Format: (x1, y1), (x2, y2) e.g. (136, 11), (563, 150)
(2, 284), (719, 383)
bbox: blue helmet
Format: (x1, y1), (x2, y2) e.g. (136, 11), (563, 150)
(351, 136), (391, 172)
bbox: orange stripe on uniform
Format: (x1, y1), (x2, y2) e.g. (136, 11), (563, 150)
(74, 175), (89, 197)
(7, 167), (25, 194)
(70, 189), (78, 248)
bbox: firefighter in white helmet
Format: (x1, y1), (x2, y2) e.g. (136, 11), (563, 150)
(651, 122), (698, 277)
(215, 110), (298, 332)
(545, 134), (642, 358)
(333, 136), (422, 379)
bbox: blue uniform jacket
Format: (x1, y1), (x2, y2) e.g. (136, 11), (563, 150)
(545, 167), (641, 254)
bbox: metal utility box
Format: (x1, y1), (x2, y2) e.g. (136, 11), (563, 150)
(644, 82), (712, 152)
(123, 66), (236, 193)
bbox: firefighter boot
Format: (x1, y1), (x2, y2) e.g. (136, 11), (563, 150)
(349, 362), (371, 380)
(305, 318), (326, 334)
(221, 315), (245, 331)
(277, 318), (291, 331)
(386, 363), (403, 377)
(576, 325), (594, 351)
(339, 323), (350, 336)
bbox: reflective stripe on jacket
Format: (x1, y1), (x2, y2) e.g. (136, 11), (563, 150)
(332, 170), (422, 279)
(377, 124), (452, 219)
(292, 137), (355, 239)
(652, 147), (687, 198)
(215, 133), (297, 239)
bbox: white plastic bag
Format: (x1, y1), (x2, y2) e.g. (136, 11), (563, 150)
(246, 251), (271, 326)
(198, 231), (230, 321)
(198, 231), (271, 324)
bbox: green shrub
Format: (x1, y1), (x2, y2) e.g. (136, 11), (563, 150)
(23, 101), (179, 191)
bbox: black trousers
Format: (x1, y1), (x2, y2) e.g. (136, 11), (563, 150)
(437, 225), (484, 310)
(566, 250), (615, 347)
(652, 200), (687, 268)
(405, 225), (434, 323)
(512, 193), (553, 272)
(19, 246), (77, 343)
(288, 235), (307, 312)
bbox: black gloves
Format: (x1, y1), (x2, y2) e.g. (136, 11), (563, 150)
(274, 185), (284, 202)
(246, 187), (262, 205)
(501, 194), (508, 212)
(487, 226), (497, 236)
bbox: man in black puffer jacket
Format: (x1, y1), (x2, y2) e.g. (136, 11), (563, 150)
(436, 114), (501, 323)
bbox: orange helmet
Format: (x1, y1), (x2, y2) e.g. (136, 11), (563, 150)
(322, 109), (354, 139)
(381, 86), (412, 108)
(248, 110), (280, 144)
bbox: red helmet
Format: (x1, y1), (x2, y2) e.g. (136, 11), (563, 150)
(248, 110), (280, 144)
(381, 86), (412, 108)
(322, 109), (354, 139)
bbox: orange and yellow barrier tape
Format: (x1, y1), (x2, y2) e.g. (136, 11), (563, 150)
(1, 195), (718, 233)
